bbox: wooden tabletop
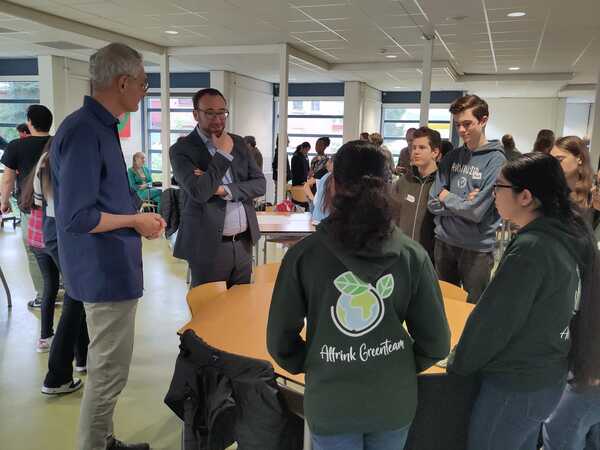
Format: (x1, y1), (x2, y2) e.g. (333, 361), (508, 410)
(180, 282), (474, 385)
(256, 212), (315, 234)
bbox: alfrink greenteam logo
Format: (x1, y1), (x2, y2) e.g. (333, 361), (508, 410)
(331, 271), (394, 337)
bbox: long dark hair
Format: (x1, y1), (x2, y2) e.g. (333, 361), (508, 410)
(19, 137), (53, 211)
(327, 140), (400, 251)
(502, 152), (600, 385)
(554, 136), (594, 209)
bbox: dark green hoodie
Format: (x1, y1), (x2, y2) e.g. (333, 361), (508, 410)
(267, 223), (451, 435)
(448, 216), (590, 391)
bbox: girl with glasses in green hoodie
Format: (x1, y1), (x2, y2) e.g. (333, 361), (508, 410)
(448, 152), (598, 450)
(543, 137), (600, 450)
(267, 140), (451, 450)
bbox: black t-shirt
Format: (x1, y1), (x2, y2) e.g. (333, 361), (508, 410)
(0, 136), (50, 200)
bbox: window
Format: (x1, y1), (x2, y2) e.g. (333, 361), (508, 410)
(275, 99), (344, 165)
(381, 106), (452, 158)
(143, 96), (195, 178)
(0, 81), (40, 172)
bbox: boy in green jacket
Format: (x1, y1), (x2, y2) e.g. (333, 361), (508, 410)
(395, 126), (440, 262)
(267, 140), (450, 450)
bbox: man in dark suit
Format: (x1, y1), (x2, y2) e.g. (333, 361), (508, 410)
(170, 88), (265, 288)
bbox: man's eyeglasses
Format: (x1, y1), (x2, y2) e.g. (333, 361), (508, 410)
(126, 74), (149, 93)
(493, 183), (515, 192)
(197, 109), (229, 120)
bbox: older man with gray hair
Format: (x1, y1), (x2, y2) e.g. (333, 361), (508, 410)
(51, 42), (165, 450)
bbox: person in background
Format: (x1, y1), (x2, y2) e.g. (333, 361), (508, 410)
(243, 135), (263, 171)
(533, 129), (555, 154)
(17, 123), (31, 139)
(20, 138), (89, 394)
(501, 134), (521, 161)
(52, 42), (165, 450)
(20, 163), (60, 353)
(304, 156), (335, 224)
(127, 152), (161, 209)
(360, 132), (370, 141)
(440, 140), (454, 161)
(449, 152), (597, 450)
(291, 141), (310, 186)
(0, 134), (7, 150)
(272, 134), (291, 184)
(395, 127), (440, 262)
(169, 88), (265, 288)
(369, 132), (395, 182)
(310, 136), (331, 179)
(396, 127), (417, 175)
(268, 140), (450, 450)
(428, 94), (505, 304)
(544, 137), (600, 450)
(0, 105), (53, 309)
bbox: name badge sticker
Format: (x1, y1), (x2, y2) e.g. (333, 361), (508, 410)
(406, 194), (416, 203)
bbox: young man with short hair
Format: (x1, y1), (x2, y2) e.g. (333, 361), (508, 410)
(428, 95), (506, 303)
(396, 127), (417, 175)
(395, 126), (440, 262)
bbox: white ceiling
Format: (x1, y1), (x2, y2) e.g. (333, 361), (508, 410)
(0, 0), (599, 97)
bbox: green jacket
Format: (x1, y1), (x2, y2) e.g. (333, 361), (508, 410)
(449, 216), (590, 390)
(127, 166), (152, 193)
(267, 222), (450, 435)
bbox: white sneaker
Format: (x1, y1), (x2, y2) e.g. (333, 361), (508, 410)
(41, 378), (83, 395)
(36, 336), (53, 353)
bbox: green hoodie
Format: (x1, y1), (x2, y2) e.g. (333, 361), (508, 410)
(267, 223), (451, 435)
(448, 216), (590, 390)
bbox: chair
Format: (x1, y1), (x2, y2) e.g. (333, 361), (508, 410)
(439, 280), (468, 303)
(253, 263), (281, 283)
(185, 281), (227, 318)
(289, 185), (309, 209)
(0, 264), (11, 308)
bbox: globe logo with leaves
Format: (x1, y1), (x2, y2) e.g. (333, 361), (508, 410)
(331, 271), (394, 337)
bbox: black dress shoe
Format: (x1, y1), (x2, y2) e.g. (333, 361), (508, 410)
(106, 437), (150, 450)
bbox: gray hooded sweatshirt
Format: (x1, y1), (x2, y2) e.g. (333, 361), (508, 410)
(428, 140), (506, 252)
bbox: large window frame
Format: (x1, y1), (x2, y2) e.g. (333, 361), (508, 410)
(273, 96), (344, 164)
(143, 92), (196, 177)
(0, 80), (40, 173)
(381, 103), (454, 159)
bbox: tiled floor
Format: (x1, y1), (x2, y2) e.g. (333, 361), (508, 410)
(0, 226), (193, 450)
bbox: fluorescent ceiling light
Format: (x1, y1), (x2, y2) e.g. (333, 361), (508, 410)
(385, 54), (398, 59)
(164, 30), (179, 35)
(508, 66), (521, 71)
(507, 12), (526, 17)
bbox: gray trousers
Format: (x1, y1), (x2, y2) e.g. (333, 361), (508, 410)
(78, 299), (138, 450)
(20, 212), (44, 299)
(434, 239), (494, 304)
(190, 237), (253, 289)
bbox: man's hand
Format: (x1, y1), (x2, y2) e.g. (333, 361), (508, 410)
(194, 168), (204, 177)
(214, 186), (227, 197)
(467, 188), (480, 202)
(133, 213), (166, 238)
(439, 189), (450, 202)
(0, 200), (10, 215)
(212, 132), (234, 154)
(139, 183), (148, 190)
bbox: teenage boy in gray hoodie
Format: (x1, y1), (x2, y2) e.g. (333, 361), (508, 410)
(428, 95), (506, 303)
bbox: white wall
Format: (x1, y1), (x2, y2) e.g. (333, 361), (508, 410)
(120, 108), (143, 169)
(362, 85), (382, 134)
(563, 102), (594, 138)
(211, 71), (274, 202)
(343, 81), (363, 142)
(485, 98), (566, 153)
(38, 55), (90, 132)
